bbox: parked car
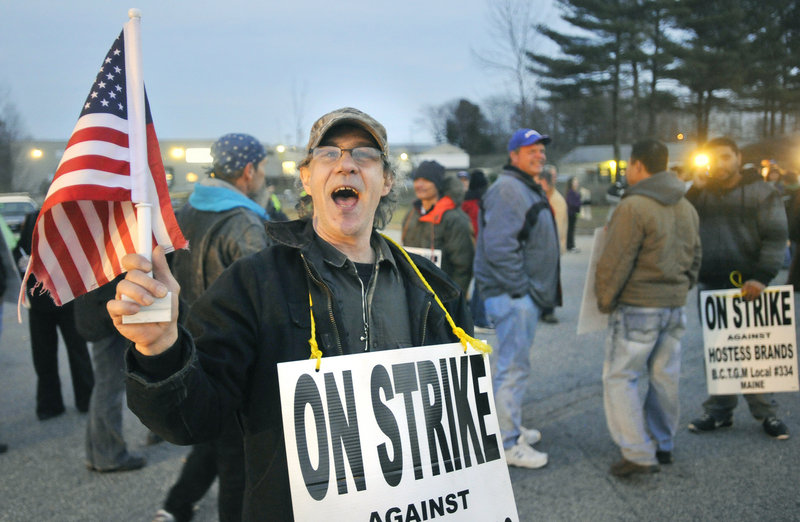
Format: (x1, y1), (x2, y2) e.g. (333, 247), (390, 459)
(0, 193), (37, 233)
(605, 179), (627, 205)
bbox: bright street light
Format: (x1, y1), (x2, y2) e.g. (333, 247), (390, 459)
(281, 161), (297, 175)
(693, 153), (709, 168)
(185, 148), (212, 164)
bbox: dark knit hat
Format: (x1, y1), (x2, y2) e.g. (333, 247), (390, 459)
(413, 161), (446, 194)
(469, 170), (488, 191)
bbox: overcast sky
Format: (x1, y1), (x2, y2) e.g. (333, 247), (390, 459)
(0, 1), (559, 146)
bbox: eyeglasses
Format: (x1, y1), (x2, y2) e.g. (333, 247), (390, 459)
(311, 146), (383, 165)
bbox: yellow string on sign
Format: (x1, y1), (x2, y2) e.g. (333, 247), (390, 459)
(724, 270), (745, 298)
(380, 234), (492, 355)
(308, 293), (322, 371)
(714, 270), (779, 298)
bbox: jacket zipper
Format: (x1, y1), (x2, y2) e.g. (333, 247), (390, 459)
(420, 300), (432, 345)
(352, 262), (370, 352)
(301, 254), (344, 356)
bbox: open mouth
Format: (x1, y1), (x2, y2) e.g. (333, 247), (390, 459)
(331, 186), (360, 208)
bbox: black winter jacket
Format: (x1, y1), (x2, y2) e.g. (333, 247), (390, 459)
(125, 219), (471, 521)
(171, 203), (270, 305)
(686, 170), (787, 288)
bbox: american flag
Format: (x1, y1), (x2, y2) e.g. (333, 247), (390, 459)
(22, 28), (186, 306)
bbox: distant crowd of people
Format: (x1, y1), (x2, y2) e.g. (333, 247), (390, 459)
(3, 106), (797, 520)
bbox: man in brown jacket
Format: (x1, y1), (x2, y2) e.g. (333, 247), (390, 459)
(595, 139), (701, 477)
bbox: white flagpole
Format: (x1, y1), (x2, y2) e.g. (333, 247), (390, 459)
(122, 8), (171, 324)
(124, 8), (152, 263)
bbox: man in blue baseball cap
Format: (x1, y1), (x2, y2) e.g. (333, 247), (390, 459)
(474, 128), (560, 469)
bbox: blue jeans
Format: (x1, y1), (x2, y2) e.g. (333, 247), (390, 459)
(85, 333), (134, 469)
(470, 285), (492, 329)
(484, 293), (539, 450)
(603, 306), (685, 465)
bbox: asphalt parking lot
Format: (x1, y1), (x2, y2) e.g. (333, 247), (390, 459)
(1, 231), (798, 521)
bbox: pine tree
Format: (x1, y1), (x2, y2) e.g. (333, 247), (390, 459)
(445, 99), (495, 155)
(528, 0), (652, 167)
(737, 0), (800, 137)
(665, 0), (748, 143)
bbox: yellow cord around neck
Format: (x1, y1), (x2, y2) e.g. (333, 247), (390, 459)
(308, 293), (322, 371)
(306, 234), (492, 370)
(381, 233), (492, 355)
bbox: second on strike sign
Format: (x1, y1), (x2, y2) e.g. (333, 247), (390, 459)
(277, 343), (519, 522)
(700, 285), (799, 395)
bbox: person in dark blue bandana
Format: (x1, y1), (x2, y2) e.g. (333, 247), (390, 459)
(155, 133), (271, 522)
(170, 133), (271, 303)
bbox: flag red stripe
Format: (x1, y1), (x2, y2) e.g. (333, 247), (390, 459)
(40, 185), (131, 215)
(66, 125), (129, 149)
(54, 155), (131, 178)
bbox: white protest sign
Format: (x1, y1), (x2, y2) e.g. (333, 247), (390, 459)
(277, 343), (519, 522)
(700, 285), (799, 395)
(576, 227), (609, 335)
(403, 246), (442, 268)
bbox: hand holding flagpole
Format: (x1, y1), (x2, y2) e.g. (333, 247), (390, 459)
(109, 246), (179, 355)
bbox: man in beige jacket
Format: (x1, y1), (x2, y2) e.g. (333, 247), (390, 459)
(595, 139), (701, 477)
(537, 165), (566, 324)
(540, 165), (567, 255)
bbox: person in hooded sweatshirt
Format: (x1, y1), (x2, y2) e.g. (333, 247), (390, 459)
(595, 139), (701, 477)
(401, 160), (474, 293)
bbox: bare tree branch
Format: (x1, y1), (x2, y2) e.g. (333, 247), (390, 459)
(471, 0), (551, 124)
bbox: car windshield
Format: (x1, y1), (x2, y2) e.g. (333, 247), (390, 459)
(0, 201), (35, 215)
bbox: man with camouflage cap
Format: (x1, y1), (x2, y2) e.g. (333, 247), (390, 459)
(108, 108), (472, 520)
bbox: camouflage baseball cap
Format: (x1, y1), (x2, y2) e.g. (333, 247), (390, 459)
(306, 107), (388, 156)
